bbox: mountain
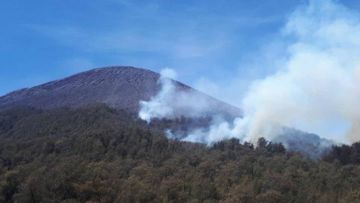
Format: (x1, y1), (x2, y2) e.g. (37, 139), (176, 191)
(1, 67), (360, 202)
(0, 66), (241, 118)
(0, 66), (333, 158)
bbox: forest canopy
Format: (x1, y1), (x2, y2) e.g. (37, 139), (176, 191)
(0, 105), (360, 203)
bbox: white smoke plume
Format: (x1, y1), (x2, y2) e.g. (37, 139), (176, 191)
(139, 0), (360, 146)
(243, 0), (360, 143)
(140, 68), (247, 145)
(139, 68), (219, 123)
(138, 68), (177, 122)
(181, 117), (248, 144)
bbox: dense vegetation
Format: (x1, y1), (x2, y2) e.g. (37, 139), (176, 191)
(0, 105), (360, 203)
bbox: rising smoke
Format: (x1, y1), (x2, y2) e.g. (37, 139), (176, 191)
(139, 0), (360, 146)
(244, 0), (360, 143)
(139, 68), (221, 123)
(139, 68), (177, 123)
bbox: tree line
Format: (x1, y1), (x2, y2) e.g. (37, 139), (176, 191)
(0, 104), (359, 202)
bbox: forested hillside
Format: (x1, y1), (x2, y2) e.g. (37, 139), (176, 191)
(1, 105), (360, 203)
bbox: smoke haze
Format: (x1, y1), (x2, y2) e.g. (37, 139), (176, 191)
(139, 0), (360, 146)
(244, 0), (360, 143)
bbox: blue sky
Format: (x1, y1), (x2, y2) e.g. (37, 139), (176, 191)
(1, 0), (359, 97)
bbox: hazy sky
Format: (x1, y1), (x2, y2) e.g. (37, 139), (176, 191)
(1, 0), (360, 98)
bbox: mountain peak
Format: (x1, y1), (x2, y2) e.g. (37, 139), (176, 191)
(0, 66), (240, 117)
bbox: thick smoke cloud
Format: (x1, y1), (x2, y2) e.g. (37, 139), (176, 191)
(139, 0), (360, 145)
(244, 0), (360, 143)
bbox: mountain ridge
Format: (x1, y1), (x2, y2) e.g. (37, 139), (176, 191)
(0, 66), (241, 118)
